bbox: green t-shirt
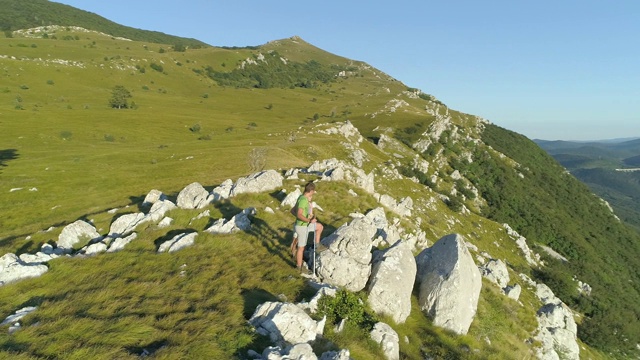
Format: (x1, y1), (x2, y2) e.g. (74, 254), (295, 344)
(294, 195), (310, 226)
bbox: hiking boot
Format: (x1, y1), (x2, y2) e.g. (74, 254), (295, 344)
(315, 243), (329, 253)
(298, 266), (312, 276)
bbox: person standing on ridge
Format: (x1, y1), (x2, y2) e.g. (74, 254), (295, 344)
(292, 181), (328, 275)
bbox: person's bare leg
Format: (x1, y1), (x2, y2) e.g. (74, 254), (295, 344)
(315, 223), (324, 243)
(296, 245), (304, 268)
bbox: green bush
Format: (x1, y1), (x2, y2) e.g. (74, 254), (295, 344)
(317, 289), (378, 332)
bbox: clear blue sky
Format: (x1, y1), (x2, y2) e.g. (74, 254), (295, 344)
(53, 0), (640, 141)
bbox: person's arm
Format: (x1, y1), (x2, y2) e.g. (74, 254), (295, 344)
(297, 207), (314, 223)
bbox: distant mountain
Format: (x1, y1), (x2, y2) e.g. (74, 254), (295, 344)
(536, 138), (640, 233)
(0, 0), (209, 47)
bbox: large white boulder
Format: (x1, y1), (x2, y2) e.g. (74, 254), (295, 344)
(415, 234), (482, 335)
(0, 253), (48, 286)
(57, 220), (102, 251)
(249, 302), (323, 345)
(316, 217), (378, 291)
(367, 241), (416, 324)
(230, 170), (283, 197)
(176, 182), (212, 209)
(370, 322), (400, 360)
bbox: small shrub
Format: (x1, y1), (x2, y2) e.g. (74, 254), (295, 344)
(59, 131), (73, 140)
(159, 48), (165, 53)
(265, 103), (273, 110)
(30, 44), (37, 48)
(198, 134), (212, 141)
(189, 124), (201, 133)
(46, 80), (54, 85)
(202, 93), (209, 99)
(317, 289), (378, 331)
(142, 85), (149, 91)
(20, 85), (29, 90)
(150, 63), (163, 72)
(225, 127), (234, 133)
(104, 134), (115, 142)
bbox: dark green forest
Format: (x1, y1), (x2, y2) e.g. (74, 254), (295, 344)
(0, 0), (208, 47)
(468, 124), (640, 353)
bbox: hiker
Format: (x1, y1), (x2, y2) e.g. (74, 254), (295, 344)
(291, 181), (327, 274)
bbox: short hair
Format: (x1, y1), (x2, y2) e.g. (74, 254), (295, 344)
(304, 181), (316, 194)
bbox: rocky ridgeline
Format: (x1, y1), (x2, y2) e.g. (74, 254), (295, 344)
(0, 122), (581, 359)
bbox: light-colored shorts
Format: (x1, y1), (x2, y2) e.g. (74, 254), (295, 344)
(294, 224), (315, 247)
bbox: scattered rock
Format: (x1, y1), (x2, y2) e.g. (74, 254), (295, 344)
(57, 220), (102, 251)
(230, 170), (283, 197)
(370, 322), (400, 360)
(176, 182), (212, 209)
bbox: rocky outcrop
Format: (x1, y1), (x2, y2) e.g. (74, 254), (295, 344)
(57, 220), (102, 251)
(146, 200), (176, 223)
(367, 241), (416, 324)
(316, 216), (378, 291)
(176, 182), (212, 209)
(281, 188), (302, 208)
(370, 322), (400, 360)
(415, 234), (482, 335)
(230, 170), (283, 197)
(249, 302), (324, 345)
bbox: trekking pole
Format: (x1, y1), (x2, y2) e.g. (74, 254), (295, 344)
(309, 223), (316, 278)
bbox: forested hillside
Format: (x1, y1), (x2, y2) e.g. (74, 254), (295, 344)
(0, 0), (208, 48)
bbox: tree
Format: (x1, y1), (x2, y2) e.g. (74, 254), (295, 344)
(109, 85), (132, 109)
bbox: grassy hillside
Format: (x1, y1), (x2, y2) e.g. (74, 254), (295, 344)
(0, 0), (208, 48)
(0, 17), (638, 359)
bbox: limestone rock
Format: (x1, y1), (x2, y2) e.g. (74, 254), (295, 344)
(205, 208), (255, 234)
(535, 303), (579, 360)
(415, 234), (482, 335)
(176, 182), (212, 209)
(504, 284), (522, 301)
(370, 322), (400, 360)
(84, 242), (107, 255)
(0, 253), (48, 286)
(249, 302), (323, 345)
(230, 170), (283, 197)
(281, 188), (302, 208)
(158, 217), (173, 228)
(158, 232), (198, 253)
(107, 233), (138, 253)
(57, 220), (102, 251)
(212, 179), (233, 201)
(146, 200), (176, 223)
(142, 189), (166, 206)
(317, 216), (378, 291)
(109, 212), (145, 238)
(480, 258), (510, 288)
(367, 241), (416, 324)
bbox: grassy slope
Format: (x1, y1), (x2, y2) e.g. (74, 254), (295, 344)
(0, 29), (622, 358)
